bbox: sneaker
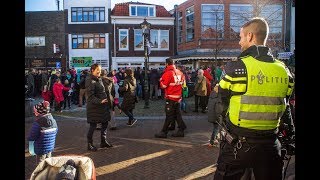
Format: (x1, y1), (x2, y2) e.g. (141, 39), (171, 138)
(213, 139), (219, 145)
(100, 141), (113, 148)
(208, 139), (219, 147)
(171, 130), (184, 137)
(88, 143), (97, 152)
(110, 127), (117, 130)
(155, 132), (167, 138)
(127, 119), (137, 126)
(168, 126), (175, 131)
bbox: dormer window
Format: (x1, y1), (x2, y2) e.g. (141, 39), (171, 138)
(130, 5), (155, 17)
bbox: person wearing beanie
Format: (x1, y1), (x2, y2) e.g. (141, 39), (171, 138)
(27, 101), (58, 164)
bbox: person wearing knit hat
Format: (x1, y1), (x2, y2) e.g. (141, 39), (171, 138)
(55, 159), (77, 180)
(33, 101), (51, 116)
(28, 100), (58, 164)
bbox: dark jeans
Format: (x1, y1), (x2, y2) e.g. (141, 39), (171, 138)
(194, 95), (206, 111)
(210, 122), (221, 141)
(123, 109), (134, 122)
(214, 135), (283, 180)
(87, 122), (109, 144)
(63, 96), (71, 108)
(180, 97), (187, 112)
(161, 99), (186, 133)
(54, 101), (62, 112)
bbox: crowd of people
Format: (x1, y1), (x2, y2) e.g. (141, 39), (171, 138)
(26, 16), (295, 180)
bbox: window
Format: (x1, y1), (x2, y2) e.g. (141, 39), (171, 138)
(150, 30), (169, 50)
(130, 5), (155, 17)
(71, 34), (105, 49)
(71, 7), (105, 22)
(201, 4), (224, 39)
(177, 11), (183, 43)
(186, 6), (194, 42)
(134, 29), (144, 50)
(261, 4), (283, 40)
(119, 29), (129, 50)
(230, 4), (253, 40)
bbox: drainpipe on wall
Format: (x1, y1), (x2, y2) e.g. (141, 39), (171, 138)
(113, 18), (116, 70)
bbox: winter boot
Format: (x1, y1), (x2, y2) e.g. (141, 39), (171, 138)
(88, 143), (97, 151)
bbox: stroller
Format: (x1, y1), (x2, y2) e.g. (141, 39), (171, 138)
(30, 155), (96, 180)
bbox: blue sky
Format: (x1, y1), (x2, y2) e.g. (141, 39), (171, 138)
(25, 0), (186, 11)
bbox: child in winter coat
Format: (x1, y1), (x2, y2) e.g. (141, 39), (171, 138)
(53, 78), (70, 112)
(41, 85), (52, 102)
(27, 101), (58, 164)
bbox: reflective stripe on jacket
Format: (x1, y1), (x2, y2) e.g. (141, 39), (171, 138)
(225, 56), (291, 130)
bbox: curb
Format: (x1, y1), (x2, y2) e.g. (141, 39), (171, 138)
(43, 115), (208, 121)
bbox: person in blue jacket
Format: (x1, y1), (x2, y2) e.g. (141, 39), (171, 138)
(27, 100), (58, 164)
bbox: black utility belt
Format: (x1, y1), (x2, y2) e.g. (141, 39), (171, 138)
(166, 99), (179, 104)
(221, 127), (277, 146)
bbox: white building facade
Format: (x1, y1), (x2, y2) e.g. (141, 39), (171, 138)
(64, 0), (112, 71)
(111, 2), (175, 70)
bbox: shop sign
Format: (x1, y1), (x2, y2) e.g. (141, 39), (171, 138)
(46, 58), (61, 68)
(25, 36), (45, 47)
(71, 57), (92, 67)
(277, 52), (293, 59)
(30, 59), (45, 67)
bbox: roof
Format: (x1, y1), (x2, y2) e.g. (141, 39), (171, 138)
(111, 1), (172, 17)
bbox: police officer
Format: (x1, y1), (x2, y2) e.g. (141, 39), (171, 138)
(213, 17), (294, 180)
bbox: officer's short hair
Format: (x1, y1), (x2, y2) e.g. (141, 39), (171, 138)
(242, 17), (269, 45)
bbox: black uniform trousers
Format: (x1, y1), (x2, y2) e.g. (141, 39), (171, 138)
(214, 135), (283, 180)
(161, 99), (186, 133)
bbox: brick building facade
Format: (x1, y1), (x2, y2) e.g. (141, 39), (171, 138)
(173, 0), (286, 69)
(25, 11), (66, 71)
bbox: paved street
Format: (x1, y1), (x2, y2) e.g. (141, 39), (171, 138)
(25, 98), (295, 179)
(25, 115), (220, 179)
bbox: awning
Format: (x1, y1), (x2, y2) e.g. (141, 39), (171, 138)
(173, 56), (235, 61)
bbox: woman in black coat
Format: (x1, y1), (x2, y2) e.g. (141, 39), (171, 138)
(85, 64), (112, 151)
(119, 68), (137, 126)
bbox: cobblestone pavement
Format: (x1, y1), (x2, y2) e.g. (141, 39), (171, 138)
(25, 116), (220, 179)
(25, 96), (295, 179)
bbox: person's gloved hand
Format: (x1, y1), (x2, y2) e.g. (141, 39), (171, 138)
(29, 141), (35, 156)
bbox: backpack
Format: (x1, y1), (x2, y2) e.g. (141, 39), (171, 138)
(207, 90), (223, 123)
(118, 80), (125, 97)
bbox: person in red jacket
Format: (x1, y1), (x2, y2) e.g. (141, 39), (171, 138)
(154, 58), (187, 138)
(203, 67), (213, 111)
(53, 78), (70, 112)
(41, 85), (52, 102)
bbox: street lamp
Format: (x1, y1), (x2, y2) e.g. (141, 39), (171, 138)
(140, 18), (151, 109)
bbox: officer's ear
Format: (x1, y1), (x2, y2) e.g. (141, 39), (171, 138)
(248, 32), (254, 42)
